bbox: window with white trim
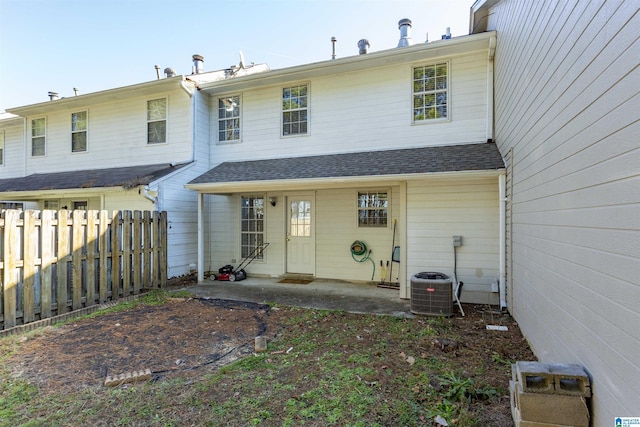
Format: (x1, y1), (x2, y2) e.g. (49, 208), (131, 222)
(71, 111), (88, 152)
(44, 200), (59, 210)
(241, 196), (265, 259)
(218, 95), (241, 142)
(413, 62), (448, 121)
(0, 130), (4, 165)
(147, 98), (167, 144)
(31, 117), (46, 156)
(282, 84), (308, 136)
(357, 191), (388, 227)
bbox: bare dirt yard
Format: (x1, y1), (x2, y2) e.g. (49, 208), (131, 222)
(2, 289), (535, 426)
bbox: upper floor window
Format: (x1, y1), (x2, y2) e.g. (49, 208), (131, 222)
(147, 98), (167, 144)
(282, 84), (308, 136)
(357, 191), (388, 227)
(31, 117), (46, 156)
(413, 62), (448, 122)
(71, 111), (88, 152)
(218, 96), (240, 142)
(0, 130), (4, 165)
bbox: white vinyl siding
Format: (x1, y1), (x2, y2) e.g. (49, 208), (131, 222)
(209, 51), (488, 164)
(484, 0), (639, 421)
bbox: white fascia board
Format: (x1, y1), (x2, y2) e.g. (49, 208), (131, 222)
(7, 76), (193, 116)
(198, 32), (496, 95)
(0, 186), (129, 200)
(184, 169), (504, 194)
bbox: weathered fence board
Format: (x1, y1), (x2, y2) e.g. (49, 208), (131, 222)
(0, 209), (167, 330)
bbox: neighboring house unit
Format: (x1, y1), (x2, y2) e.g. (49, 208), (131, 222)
(0, 76), (208, 278)
(471, 0), (639, 421)
(186, 28), (506, 304)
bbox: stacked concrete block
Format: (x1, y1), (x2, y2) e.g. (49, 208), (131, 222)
(510, 361), (590, 427)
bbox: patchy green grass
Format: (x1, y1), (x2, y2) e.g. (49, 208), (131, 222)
(0, 294), (533, 426)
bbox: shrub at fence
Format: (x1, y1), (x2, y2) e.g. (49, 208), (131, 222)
(0, 209), (167, 330)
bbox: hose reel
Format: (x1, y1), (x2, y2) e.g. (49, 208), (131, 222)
(350, 240), (375, 280)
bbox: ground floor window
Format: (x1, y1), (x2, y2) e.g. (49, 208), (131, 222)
(241, 196), (265, 259)
(357, 191), (388, 227)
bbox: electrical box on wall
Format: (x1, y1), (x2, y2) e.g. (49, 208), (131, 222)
(452, 235), (463, 247)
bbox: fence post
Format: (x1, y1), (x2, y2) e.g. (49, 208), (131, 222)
(132, 211), (142, 294)
(2, 210), (18, 329)
(160, 211), (168, 287)
(71, 210), (85, 310)
(143, 211), (151, 288)
(111, 211), (121, 299)
(122, 210), (132, 296)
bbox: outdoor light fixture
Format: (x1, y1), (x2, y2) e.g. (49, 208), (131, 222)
(269, 196), (277, 207)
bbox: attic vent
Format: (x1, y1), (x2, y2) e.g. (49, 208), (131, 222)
(192, 54), (204, 74)
(358, 39), (370, 55)
(48, 91), (59, 101)
(397, 18), (413, 47)
(164, 68), (176, 78)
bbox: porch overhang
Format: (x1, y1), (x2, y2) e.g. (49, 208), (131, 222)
(0, 163), (189, 199)
(185, 142), (506, 194)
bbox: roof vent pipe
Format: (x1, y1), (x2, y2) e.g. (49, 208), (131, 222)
(164, 67), (176, 78)
(154, 65), (161, 79)
(192, 54), (204, 74)
(358, 39), (370, 54)
(73, 87), (79, 96)
(48, 91), (59, 101)
(397, 18), (413, 47)
(331, 37), (337, 60)
(441, 27), (452, 40)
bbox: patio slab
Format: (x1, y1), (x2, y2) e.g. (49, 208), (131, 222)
(178, 277), (413, 317)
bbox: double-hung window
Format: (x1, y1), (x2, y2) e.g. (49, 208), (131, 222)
(71, 111), (88, 152)
(358, 191), (389, 227)
(147, 98), (167, 144)
(0, 130), (4, 165)
(218, 95), (241, 142)
(241, 196), (265, 259)
(413, 62), (449, 122)
(282, 84), (308, 136)
(31, 118), (46, 156)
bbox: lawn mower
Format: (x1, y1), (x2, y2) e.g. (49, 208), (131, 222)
(214, 242), (270, 282)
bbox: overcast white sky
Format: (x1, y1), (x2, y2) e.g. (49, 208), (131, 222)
(0, 0), (473, 111)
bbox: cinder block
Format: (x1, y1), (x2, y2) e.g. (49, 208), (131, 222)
(515, 381), (589, 427)
(515, 361), (590, 397)
(547, 363), (591, 397)
(515, 361), (554, 394)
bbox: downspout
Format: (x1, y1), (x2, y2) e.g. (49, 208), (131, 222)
(180, 78), (197, 165)
(487, 35), (496, 142)
(499, 173), (507, 309)
(197, 192), (204, 283)
(22, 117), (27, 177)
(142, 186), (157, 204)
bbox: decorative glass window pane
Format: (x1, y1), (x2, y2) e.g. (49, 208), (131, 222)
(282, 84), (308, 136)
(412, 62), (448, 122)
(358, 191), (389, 227)
(31, 118), (46, 156)
(147, 98), (167, 144)
(71, 111), (88, 152)
(218, 96), (241, 142)
(241, 197), (265, 259)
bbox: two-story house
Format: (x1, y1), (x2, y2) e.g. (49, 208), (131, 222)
(185, 27), (505, 303)
(0, 73), (210, 278)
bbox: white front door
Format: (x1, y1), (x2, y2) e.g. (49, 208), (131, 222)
(286, 194), (315, 275)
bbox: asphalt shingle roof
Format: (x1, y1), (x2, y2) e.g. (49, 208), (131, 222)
(189, 143), (505, 184)
(0, 163), (186, 193)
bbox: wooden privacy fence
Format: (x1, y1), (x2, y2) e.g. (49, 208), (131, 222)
(0, 209), (167, 330)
